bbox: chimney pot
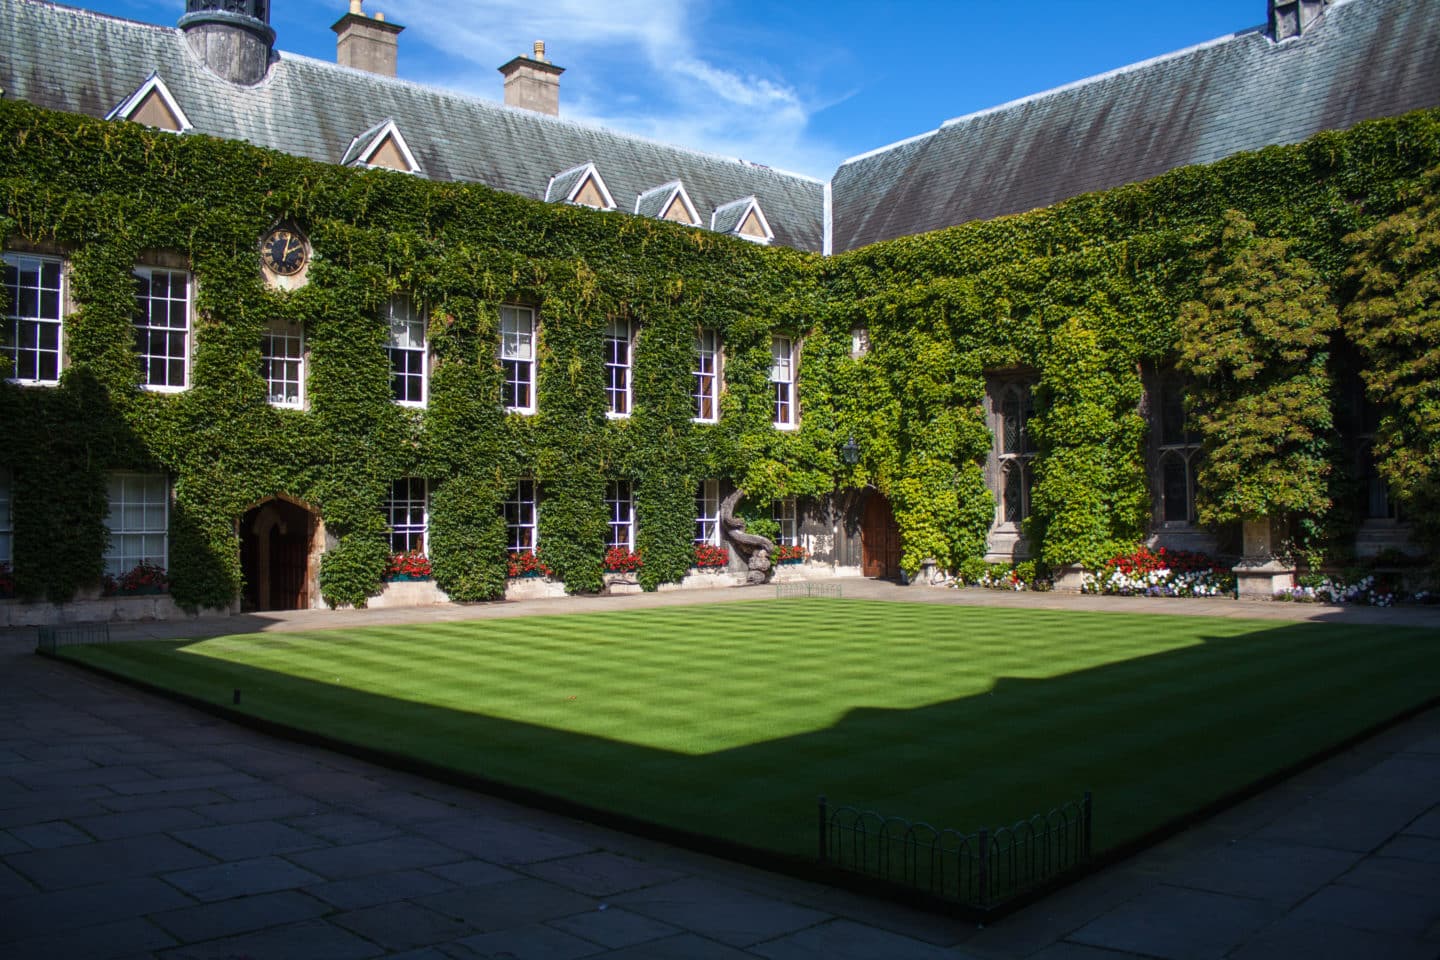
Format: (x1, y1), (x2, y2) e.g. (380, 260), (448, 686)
(499, 42), (565, 116)
(333, 2), (404, 76)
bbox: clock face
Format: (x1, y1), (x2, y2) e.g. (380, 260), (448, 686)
(261, 228), (308, 277)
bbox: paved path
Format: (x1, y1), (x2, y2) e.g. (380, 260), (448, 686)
(2, 583), (1439, 958)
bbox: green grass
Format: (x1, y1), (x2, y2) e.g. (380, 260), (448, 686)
(59, 600), (1440, 860)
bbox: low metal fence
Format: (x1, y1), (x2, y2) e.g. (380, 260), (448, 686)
(818, 792), (1092, 911)
(775, 581), (844, 600)
(36, 623), (113, 654)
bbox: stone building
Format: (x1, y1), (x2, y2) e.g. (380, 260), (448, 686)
(0, 0), (1437, 622)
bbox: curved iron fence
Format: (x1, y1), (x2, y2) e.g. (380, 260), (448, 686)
(818, 792), (1091, 910)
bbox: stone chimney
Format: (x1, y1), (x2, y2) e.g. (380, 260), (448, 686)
(179, 0), (276, 85)
(1269, 0), (1331, 41)
(499, 42), (565, 116)
(332, 0), (405, 77)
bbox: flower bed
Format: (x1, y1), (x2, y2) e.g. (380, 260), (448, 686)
(604, 547), (643, 574)
(1275, 572), (1415, 606)
(953, 559), (1051, 592)
(774, 544), (807, 565)
(103, 560), (170, 597)
(694, 544), (729, 569)
(507, 551), (552, 578)
(385, 550), (432, 581)
(1083, 547), (1234, 598)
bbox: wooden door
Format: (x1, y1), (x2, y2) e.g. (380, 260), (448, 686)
(862, 494), (901, 580)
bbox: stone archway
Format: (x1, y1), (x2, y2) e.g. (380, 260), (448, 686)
(239, 497), (320, 611)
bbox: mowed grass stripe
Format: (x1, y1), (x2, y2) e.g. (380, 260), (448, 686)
(62, 600), (1440, 857)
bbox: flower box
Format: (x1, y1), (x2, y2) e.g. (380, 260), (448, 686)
(507, 552), (552, 579)
(603, 547), (644, 574)
(694, 544), (729, 569)
(103, 560), (170, 598)
(386, 550), (432, 581)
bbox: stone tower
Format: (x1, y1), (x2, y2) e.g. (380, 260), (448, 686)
(179, 0), (276, 85)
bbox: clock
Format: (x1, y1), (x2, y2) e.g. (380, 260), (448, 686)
(261, 226), (308, 277)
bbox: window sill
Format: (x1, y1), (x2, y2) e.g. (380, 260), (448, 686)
(140, 384), (188, 394)
(268, 400), (305, 410)
(5, 378), (60, 388)
(394, 400), (427, 409)
(505, 407), (537, 416)
(691, 417), (718, 425)
(773, 422), (799, 432)
(605, 411), (631, 420)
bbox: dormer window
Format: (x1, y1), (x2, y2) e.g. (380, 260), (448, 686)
(105, 73), (192, 133)
(711, 197), (774, 244)
(544, 162), (615, 211)
(341, 119), (422, 175)
(635, 181), (700, 226)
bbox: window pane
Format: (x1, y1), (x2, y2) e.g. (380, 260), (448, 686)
(1002, 393), (1021, 454)
(1161, 454), (1190, 523)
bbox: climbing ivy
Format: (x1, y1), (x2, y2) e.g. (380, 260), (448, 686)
(1, 98), (1438, 612)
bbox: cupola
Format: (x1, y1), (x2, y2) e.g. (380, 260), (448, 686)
(179, 0), (276, 85)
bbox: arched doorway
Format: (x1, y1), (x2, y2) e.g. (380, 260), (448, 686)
(240, 498), (318, 611)
(861, 493), (902, 580)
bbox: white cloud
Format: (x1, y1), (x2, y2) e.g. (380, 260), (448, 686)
(370, 0), (842, 178)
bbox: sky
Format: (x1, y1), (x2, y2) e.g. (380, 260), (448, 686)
(66, 0), (1269, 179)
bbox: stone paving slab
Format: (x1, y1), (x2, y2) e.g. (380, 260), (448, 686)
(1, 583), (1438, 958)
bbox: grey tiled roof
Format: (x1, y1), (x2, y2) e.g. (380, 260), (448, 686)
(0, 0), (826, 251)
(830, 0), (1440, 252)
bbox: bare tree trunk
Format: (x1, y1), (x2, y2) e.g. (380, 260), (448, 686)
(720, 487), (775, 585)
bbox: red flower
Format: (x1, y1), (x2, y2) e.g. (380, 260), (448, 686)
(0, 561), (14, 596)
(105, 560), (170, 596)
(386, 550), (432, 579)
(694, 544), (729, 568)
(507, 551), (552, 578)
(774, 544), (807, 562)
(604, 547), (643, 573)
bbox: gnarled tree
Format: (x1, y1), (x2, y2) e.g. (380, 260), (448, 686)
(720, 487), (775, 584)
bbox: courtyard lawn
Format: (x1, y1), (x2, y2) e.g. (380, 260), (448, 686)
(57, 600), (1440, 861)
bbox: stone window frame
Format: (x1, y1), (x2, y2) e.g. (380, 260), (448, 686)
(384, 478), (428, 554)
(1148, 369), (1202, 528)
(986, 374), (1038, 530)
(774, 497), (799, 547)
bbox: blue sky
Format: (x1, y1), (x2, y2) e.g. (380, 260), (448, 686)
(68, 0), (1267, 178)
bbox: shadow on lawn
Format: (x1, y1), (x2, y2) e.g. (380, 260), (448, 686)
(48, 616), (1440, 894)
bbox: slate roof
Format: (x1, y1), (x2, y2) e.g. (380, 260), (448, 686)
(0, 0), (826, 251)
(830, 0), (1440, 252)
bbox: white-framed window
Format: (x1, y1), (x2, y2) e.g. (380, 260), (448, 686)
(103, 472), (168, 576)
(604, 317), (633, 417)
(851, 326), (871, 359)
(774, 497), (798, 547)
(0, 467), (12, 567)
(505, 479), (538, 554)
(993, 382), (1037, 525)
(3, 253), (64, 385)
(1154, 376), (1201, 525)
(261, 320), (305, 408)
(605, 480), (635, 550)
(500, 305), (537, 413)
(385, 478), (428, 553)
(693, 329), (719, 422)
(771, 335), (797, 428)
(133, 267), (191, 391)
(694, 479), (720, 545)
(387, 296), (426, 406)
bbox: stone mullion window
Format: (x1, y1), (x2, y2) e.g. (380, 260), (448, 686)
(3, 253), (64, 385)
(385, 478), (428, 554)
(605, 480), (635, 550)
(693, 329), (719, 422)
(500, 305), (536, 413)
(387, 296), (426, 406)
(694, 479), (720, 545)
(133, 267), (191, 391)
(604, 317), (632, 417)
(261, 320), (304, 408)
(996, 383), (1037, 525)
(505, 479), (538, 554)
(1154, 375), (1201, 525)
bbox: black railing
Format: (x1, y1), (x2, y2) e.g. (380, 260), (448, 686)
(775, 581), (844, 599)
(36, 623), (112, 654)
(818, 792), (1092, 910)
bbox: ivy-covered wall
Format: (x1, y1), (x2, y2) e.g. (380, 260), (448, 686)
(1, 100), (1438, 611)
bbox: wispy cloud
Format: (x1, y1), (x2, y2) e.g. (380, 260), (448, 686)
(372, 0), (842, 178)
